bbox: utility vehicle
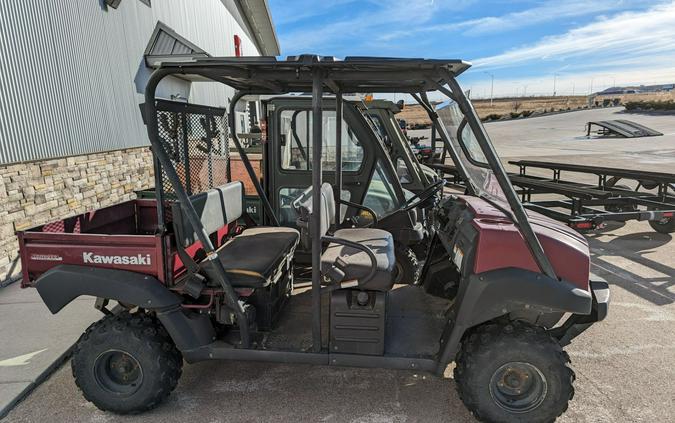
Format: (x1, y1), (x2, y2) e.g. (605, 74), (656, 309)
(20, 56), (609, 423)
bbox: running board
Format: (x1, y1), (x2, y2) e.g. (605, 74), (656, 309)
(182, 341), (438, 372)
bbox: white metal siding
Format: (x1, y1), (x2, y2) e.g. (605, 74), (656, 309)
(0, 0), (260, 165)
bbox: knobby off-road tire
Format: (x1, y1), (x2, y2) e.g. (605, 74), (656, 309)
(72, 311), (183, 414)
(393, 245), (421, 285)
(454, 322), (575, 423)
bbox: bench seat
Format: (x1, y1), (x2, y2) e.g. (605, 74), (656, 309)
(171, 181), (299, 288)
(215, 227), (299, 288)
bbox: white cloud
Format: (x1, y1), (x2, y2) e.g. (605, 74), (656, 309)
(461, 0), (631, 35)
(377, 0), (638, 41)
(458, 2), (675, 98)
(473, 2), (675, 69)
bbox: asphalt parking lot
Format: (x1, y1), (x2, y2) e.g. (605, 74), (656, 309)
(5, 107), (675, 422)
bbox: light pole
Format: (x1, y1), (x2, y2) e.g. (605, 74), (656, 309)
(553, 73), (559, 97)
(484, 71), (494, 106)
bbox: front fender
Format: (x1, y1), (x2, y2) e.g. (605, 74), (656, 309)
(436, 267), (592, 374)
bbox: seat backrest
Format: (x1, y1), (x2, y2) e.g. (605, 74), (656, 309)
(172, 181), (243, 248)
(293, 183), (335, 249)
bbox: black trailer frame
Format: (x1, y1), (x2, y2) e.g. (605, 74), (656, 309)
(142, 55), (561, 366)
(509, 160), (675, 231)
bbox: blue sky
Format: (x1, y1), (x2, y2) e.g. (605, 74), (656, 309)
(268, 0), (675, 98)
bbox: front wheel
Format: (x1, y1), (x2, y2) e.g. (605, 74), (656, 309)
(455, 322), (575, 423)
(393, 245), (421, 285)
(72, 311), (183, 414)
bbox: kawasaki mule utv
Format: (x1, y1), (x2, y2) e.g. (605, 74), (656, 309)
(22, 55), (609, 422)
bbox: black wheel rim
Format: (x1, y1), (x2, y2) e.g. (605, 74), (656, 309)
(489, 362), (547, 413)
(93, 349), (143, 396)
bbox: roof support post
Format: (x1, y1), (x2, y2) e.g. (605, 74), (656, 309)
(437, 72), (558, 280)
(144, 68), (250, 347)
(412, 91), (475, 195)
(335, 92), (343, 214)
(311, 69), (324, 353)
(229, 91), (280, 226)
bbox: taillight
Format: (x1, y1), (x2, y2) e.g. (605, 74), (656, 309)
(572, 221), (594, 230)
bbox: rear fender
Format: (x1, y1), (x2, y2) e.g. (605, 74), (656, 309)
(435, 267), (592, 374)
(35, 265), (215, 352)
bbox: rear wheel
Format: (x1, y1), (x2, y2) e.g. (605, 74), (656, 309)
(455, 322), (574, 423)
(393, 245), (420, 285)
(72, 311), (183, 414)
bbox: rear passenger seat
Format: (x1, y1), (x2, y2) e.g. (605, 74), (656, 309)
(171, 181), (299, 288)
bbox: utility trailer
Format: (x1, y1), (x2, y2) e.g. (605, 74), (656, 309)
(586, 120), (663, 138)
(510, 160), (675, 233)
(423, 159), (675, 234)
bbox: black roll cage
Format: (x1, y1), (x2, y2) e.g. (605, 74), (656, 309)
(143, 56), (558, 350)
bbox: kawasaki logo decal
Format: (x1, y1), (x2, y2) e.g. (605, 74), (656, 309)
(83, 252), (151, 266)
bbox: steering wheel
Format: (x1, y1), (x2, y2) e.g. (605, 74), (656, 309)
(400, 179), (445, 212)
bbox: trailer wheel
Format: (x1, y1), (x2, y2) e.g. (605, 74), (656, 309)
(72, 311), (183, 414)
(455, 322), (574, 423)
(649, 216), (675, 234)
(393, 245), (420, 285)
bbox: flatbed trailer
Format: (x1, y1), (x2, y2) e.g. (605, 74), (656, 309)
(427, 160), (675, 234)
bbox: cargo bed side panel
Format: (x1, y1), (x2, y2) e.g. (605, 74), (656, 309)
(20, 233), (164, 286)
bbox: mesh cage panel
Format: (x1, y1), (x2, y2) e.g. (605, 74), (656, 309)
(155, 100), (230, 200)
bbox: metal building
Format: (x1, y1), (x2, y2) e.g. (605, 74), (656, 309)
(0, 0), (279, 165)
(0, 0), (279, 282)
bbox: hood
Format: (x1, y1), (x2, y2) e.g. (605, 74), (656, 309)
(459, 195), (590, 289)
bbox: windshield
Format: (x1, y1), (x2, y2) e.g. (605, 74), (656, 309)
(435, 100), (506, 201)
(363, 159), (401, 217)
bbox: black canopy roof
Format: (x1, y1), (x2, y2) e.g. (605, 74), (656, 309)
(155, 55), (471, 94)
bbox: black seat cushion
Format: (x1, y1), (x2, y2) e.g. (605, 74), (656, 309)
(211, 227), (299, 288)
(321, 228), (395, 291)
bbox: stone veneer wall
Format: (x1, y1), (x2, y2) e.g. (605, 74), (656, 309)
(0, 147), (154, 283)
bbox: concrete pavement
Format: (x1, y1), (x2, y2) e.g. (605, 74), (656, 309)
(0, 282), (100, 418)
(4, 220), (674, 422)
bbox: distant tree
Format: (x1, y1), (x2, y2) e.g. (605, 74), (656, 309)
(512, 100), (522, 112)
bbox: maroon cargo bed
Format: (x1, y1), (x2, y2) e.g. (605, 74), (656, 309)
(18, 199), (169, 287)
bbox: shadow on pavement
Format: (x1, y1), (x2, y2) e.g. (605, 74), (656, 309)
(587, 230), (674, 306)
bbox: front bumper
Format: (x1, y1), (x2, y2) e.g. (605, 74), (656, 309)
(552, 278), (610, 346)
